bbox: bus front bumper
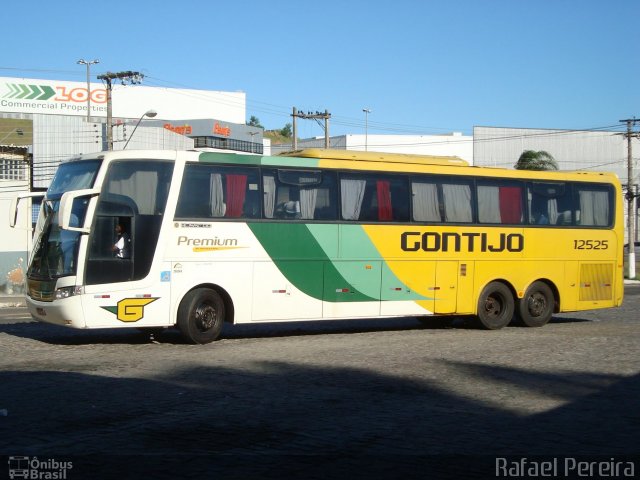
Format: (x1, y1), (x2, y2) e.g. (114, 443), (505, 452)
(26, 295), (86, 328)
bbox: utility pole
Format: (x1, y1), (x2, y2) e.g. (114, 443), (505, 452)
(97, 71), (145, 150)
(620, 117), (640, 279)
(291, 108), (331, 149)
(292, 107), (297, 150)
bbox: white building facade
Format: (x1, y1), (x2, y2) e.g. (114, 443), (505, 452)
(271, 132), (474, 164)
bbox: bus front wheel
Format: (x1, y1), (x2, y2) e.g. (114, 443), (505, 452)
(177, 288), (225, 344)
(477, 282), (514, 330)
(517, 281), (554, 327)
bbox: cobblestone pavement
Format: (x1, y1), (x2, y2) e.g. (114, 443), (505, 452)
(0, 286), (639, 479)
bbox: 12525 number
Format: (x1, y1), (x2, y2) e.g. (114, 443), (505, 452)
(574, 239), (608, 250)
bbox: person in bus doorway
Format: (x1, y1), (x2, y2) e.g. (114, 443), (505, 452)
(112, 223), (131, 259)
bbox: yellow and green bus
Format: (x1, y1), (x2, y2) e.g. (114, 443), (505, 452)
(14, 148), (624, 343)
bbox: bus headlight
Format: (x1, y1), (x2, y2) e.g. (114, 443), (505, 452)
(55, 286), (84, 300)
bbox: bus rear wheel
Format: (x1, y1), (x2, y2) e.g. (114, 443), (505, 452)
(178, 288), (225, 344)
(477, 282), (514, 330)
(517, 281), (554, 327)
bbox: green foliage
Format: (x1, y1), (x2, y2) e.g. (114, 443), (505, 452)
(264, 122), (296, 144)
(264, 130), (291, 144)
(246, 116), (263, 128)
(514, 150), (559, 171)
(280, 123), (293, 138)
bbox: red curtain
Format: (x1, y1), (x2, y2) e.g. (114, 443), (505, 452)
(498, 187), (522, 224)
(225, 175), (247, 217)
(376, 180), (393, 221)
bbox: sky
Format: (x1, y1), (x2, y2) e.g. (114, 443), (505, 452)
(2, 0), (639, 138)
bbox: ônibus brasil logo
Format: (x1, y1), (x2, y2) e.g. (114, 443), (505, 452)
(8, 456), (73, 479)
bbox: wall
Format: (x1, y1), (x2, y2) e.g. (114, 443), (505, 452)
(270, 133), (473, 163)
(0, 183), (30, 295)
(473, 126), (633, 183)
(345, 133), (473, 164)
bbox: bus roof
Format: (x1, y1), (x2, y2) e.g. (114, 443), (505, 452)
(280, 148), (469, 167)
(61, 149), (621, 187)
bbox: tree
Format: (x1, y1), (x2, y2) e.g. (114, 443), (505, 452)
(280, 123), (292, 138)
(514, 150), (559, 171)
(246, 116), (263, 128)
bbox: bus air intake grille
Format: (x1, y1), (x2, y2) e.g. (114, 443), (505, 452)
(579, 263), (613, 301)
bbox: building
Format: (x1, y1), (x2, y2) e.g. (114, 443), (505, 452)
(473, 126), (632, 180)
(473, 126), (639, 244)
(271, 132), (473, 164)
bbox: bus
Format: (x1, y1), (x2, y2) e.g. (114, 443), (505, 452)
(11, 148), (624, 344)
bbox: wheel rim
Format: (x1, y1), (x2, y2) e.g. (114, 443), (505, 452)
(527, 292), (547, 318)
(194, 302), (217, 332)
(484, 294), (503, 318)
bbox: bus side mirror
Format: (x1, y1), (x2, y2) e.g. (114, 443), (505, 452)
(59, 188), (100, 233)
(9, 192), (45, 228)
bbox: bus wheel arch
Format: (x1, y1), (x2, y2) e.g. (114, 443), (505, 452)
(476, 280), (516, 330)
(177, 284), (233, 344)
(516, 280), (556, 328)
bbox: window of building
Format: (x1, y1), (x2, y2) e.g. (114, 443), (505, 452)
(192, 137), (263, 155)
(0, 158), (26, 180)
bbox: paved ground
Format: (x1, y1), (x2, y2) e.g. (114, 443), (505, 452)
(1, 286), (639, 479)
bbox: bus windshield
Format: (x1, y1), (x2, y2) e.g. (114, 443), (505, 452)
(47, 159), (102, 197)
(28, 160), (101, 279)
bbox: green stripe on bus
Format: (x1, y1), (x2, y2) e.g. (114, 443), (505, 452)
(247, 223), (376, 302)
(198, 152), (263, 165)
(335, 225), (427, 301)
(198, 152), (320, 168)
(261, 156), (320, 168)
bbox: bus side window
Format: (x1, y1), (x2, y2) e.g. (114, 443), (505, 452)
(528, 182), (573, 226)
(176, 164), (260, 219)
(477, 181), (524, 224)
(412, 180), (441, 222)
(441, 180), (473, 223)
(340, 173), (409, 222)
(574, 185), (611, 226)
(263, 169), (337, 221)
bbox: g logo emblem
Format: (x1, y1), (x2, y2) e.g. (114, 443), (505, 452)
(102, 297), (158, 322)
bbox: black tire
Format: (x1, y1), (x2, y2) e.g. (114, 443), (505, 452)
(476, 281), (514, 330)
(517, 281), (554, 327)
(177, 288), (225, 344)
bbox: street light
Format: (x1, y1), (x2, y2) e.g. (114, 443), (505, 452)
(77, 59), (99, 121)
(124, 110), (157, 149)
(248, 131), (260, 153)
(362, 108), (371, 151)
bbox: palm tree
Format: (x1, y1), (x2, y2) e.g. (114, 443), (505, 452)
(514, 150), (559, 171)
